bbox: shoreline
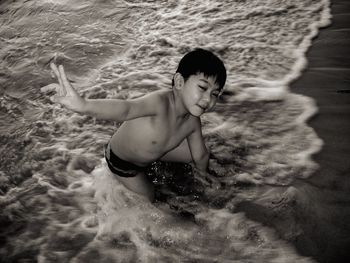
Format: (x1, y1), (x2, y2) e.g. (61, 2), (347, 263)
(236, 1), (350, 262)
(291, 0), (350, 261)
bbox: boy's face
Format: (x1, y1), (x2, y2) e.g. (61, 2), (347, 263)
(178, 73), (221, 117)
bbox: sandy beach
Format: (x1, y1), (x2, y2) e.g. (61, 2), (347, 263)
(289, 0), (350, 261)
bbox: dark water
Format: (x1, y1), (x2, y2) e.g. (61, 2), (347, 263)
(0, 0), (332, 262)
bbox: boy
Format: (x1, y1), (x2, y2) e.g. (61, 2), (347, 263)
(41, 48), (227, 202)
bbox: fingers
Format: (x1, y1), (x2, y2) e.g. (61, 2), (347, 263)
(50, 93), (68, 104)
(58, 65), (71, 94)
(50, 95), (58, 103)
(50, 63), (66, 96)
(41, 83), (60, 93)
(50, 63), (62, 86)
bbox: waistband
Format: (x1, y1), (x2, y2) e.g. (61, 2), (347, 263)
(105, 143), (145, 177)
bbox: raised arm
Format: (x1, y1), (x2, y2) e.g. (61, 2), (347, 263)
(83, 92), (161, 121)
(41, 63), (160, 122)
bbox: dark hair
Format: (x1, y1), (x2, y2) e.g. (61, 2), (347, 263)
(173, 48), (227, 90)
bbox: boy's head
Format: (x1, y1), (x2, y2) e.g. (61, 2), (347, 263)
(173, 48), (227, 91)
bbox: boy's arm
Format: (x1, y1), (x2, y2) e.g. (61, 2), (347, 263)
(188, 120), (222, 190)
(41, 63), (160, 121)
(82, 92), (161, 121)
(187, 118), (209, 172)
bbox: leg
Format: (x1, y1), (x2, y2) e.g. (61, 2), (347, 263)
(160, 139), (192, 163)
(114, 172), (155, 202)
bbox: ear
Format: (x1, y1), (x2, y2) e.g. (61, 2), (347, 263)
(173, 73), (185, 90)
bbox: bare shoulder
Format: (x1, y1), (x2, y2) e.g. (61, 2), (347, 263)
(137, 89), (165, 102)
(149, 89), (174, 112)
(153, 89), (172, 101)
(124, 89), (171, 119)
(143, 89), (171, 105)
(128, 89), (168, 113)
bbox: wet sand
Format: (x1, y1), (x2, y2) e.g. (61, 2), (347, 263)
(276, 0), (350, 261)
(290, 0), (350, 262)
(235, 1), (350, 262)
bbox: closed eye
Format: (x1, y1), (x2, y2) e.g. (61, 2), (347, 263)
(198, 85), (207, 91)
(212, 90), (220, 97)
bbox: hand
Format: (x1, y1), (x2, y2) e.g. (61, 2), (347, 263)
(41, 63), (86, 113)
(192, 166), (220, 190)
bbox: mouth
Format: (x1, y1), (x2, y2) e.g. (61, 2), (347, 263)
(196, 104), (206, 111)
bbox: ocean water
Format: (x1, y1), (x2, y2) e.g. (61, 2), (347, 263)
(0, 0), (332, 262)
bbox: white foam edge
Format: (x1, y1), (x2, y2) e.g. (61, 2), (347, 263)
(282, 0), (332, 86)
(283, 0), (331, 168)
(231, 0), (332, 101)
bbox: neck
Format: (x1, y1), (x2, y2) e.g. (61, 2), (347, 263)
(171, 88), (190, 119)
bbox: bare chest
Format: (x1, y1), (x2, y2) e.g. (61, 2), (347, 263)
(116, 115), (194, 155)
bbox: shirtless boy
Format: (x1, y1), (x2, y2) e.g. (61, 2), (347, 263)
(41, 49), (227, 202)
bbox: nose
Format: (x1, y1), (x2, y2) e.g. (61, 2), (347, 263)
(201, 91), (217, 111)
(202, 91), (211, 104)
(198, 93), (211, 111)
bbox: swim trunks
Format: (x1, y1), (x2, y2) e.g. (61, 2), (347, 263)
(105, 143), (146, 178)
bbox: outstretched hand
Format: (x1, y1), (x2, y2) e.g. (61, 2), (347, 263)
(41, 63), (86, 113)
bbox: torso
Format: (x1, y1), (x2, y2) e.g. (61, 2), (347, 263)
(109, 90), (198, 166)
